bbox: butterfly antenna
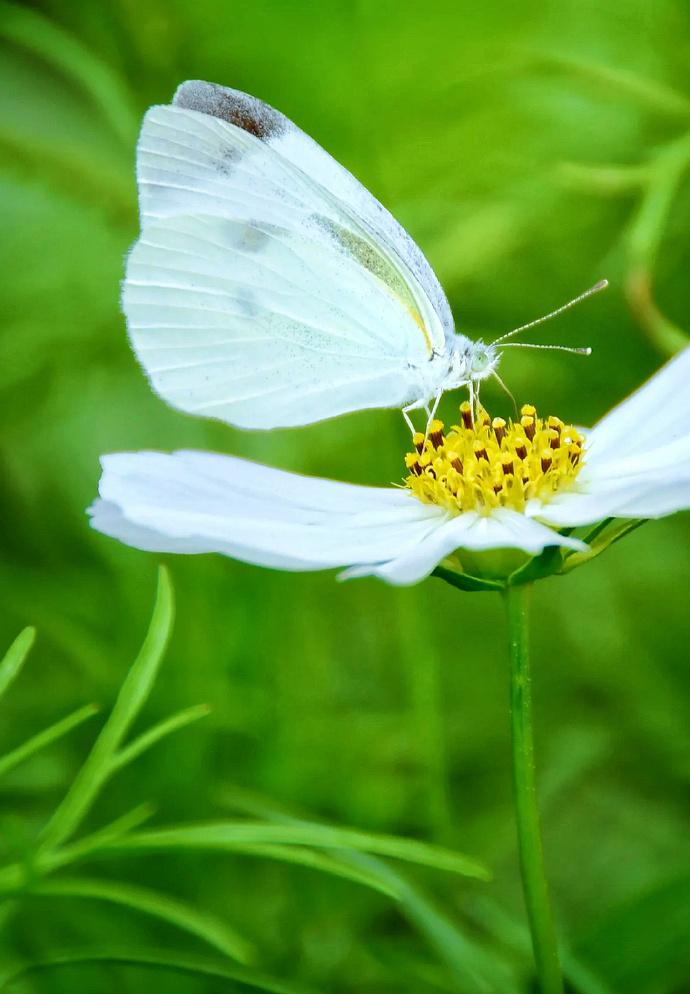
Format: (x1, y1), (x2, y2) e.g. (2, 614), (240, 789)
(491, 279), (608, 347)
(492, 369), (518, 414)
(499, 343), (592, 355)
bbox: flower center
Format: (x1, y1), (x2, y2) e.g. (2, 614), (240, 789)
(404, 402), (584, 515)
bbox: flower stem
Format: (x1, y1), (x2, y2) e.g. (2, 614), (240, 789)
(504, 583), (564, 994)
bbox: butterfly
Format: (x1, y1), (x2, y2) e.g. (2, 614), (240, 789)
(124, 80), (601, 433)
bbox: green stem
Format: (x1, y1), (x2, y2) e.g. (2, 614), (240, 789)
(504, 584), (563, 994)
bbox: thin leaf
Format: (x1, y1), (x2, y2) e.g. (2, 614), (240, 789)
(0, 627), (35, 701)
(30, 877), (253, 964)
(561, 519), (647, 573)
(105, 821), (490, 880)
(0, 819), (395, 902)
(110, 703), (211, 774)
(359, 855), (518, 992)
(0, 804), (157, 894)
(0, 948), (318, 994)
(194, 842), (399, 898)
(43, 804), (158, 874)
(218, 790), (516, 993)
(432, 565), (503, 593)
(39, 567), (174, 852)
(0, 703), (99, 779)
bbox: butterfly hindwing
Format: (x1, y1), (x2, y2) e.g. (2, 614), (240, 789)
(124, 213), (431, 428)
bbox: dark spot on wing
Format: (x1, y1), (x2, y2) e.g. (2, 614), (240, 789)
(239, 225), (270, 252)
(222, 219), (272, 253)
(173, 81), (285, 141)
(236, 287), (259, 317)
(217, 146), (241, 175)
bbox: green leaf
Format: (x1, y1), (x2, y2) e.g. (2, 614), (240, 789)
(184, 841), (399, 898)
(507, 544), (568, 586)
(110, 703), (211, 774)
(39, 567), (174, 852)
(1, 828), (397, 902)
(0, 804), (157, 894)
(0, 948), (318, 994)
(30, 877), (254, 964)
(560, 518), (647, 573)
(432, 564), (504, 593)
(0, 627), (35, 701)
(217, 789), (515, 993)
(0, 703), (98, 779)
(351, 853), (517, 992)
(105, 820), (490, 880)
(39, 804), (157, 877)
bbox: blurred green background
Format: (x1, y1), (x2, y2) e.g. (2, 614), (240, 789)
(1, 1), (690, 991)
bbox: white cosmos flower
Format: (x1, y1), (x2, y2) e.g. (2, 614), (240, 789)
(90, 349), (690, 587)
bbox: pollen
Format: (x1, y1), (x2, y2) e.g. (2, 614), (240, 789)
(404, 403), (584, 514)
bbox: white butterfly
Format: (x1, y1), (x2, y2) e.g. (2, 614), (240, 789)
(124, 80), (601, 432)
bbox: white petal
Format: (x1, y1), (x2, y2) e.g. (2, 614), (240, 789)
(90, 498), (327, 569)
(90, 450), (448, 574)
(89, 451), (583, 586)
(531, 348), (690, 529)
(535, 431), (690, 528)
(340, 508), (585, 586)
(586, 347), (690, 466)
(535, 469), (690, 527)
(584, 433), (690, 482)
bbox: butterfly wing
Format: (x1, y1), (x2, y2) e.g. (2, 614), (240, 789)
(124, 80), (454, 428)
(126, 213), (440, 428)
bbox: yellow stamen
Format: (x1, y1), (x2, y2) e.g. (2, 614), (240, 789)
(428, 419), (445, 449)
(459, 401), (474, 429)
(404, 403), (584, 514)
(492, 417), (507, 445)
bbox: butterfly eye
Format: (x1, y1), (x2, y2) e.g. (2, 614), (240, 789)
(470, 346), (492, 374)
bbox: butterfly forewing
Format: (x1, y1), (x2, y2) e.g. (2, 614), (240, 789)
(125, 80), (454, 428)
(173, 81), (454, 339)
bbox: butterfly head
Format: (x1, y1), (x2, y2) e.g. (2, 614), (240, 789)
(467, 340), (499, 383)
(440, 338), (499, 392)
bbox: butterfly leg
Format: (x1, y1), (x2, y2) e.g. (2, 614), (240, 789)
(421, 389), (443, 448)
(426, 389), (442, 427)
(402, 400), (424, 436)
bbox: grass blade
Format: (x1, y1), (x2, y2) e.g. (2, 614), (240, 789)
(0, 805), (159, 894)
(32, 805), (157, 881)
(0, 704), (99, 779)
(0, 948), (318, 994)
(105, 820), (490, 879)
(110, 703), (211, 774)
(30, 877), (254, 964)
(218, 789), (516, 992)
(0, 627), (35, 701)
(194, 842), (399, 898)
(348, 852), (519, 993)
(39, 567), (174, 852)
